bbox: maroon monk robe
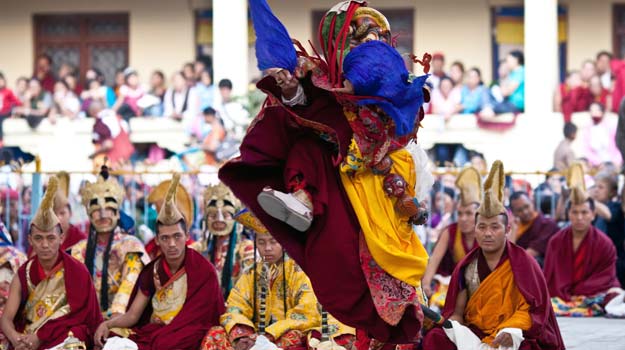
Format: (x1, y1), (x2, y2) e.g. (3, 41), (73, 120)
(219, 77), (422, 343)
(61, 224), (87, 251)
(127, 247), (224, 350)
(422, 241), (564, 350)
(16, 251), (103, 349)
(515, 214), (559, 258)
(544, 226), (621, 301)
(436, 223), (478, 276)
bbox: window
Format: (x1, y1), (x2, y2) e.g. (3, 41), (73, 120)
(34, 14), (129, 85)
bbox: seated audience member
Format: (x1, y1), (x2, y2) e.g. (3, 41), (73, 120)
(459, 68), (488, 114)
(50, 80), (80, 121)
(544, 163), (624, 317)
(422, 161), (564, 350)
(201, 210), (354, 350)
(480, 50), (525, 117)
(422, 167), (481, 310)
(554, 71), (592, 123)
(12, 78), (52, 129)
(581, 102), (622, 168)
(94, 174), (224, 350)
(509, 191), (559, 265)
(0, 177), (102, 350)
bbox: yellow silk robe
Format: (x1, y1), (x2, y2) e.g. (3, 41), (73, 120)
(220, 259), (322, 340)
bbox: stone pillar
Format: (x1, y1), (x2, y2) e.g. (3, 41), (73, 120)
(524, 0), (559, 116)
(213, 0), (249, 97)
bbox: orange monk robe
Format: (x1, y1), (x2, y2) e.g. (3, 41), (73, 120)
(423, 241), (564, 350)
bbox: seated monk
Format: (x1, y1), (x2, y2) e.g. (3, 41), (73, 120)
(0, 177), (102, 350)
(509, 191), (559, 266)
(201, 209), (355, 350)
(422, 167), (481, 310)
(544, 163), (624, 317)
(94, 174), (225, 350)
(422, 161), (564, 350)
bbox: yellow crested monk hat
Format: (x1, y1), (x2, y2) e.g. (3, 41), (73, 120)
(148, 175), (194, 227)
(455, 166), (483, 206)
(53, 171), (70, 212)
(156, 173), (186, 226)
(566, 162), (588, 205)
(234, 208), (270, 236)
(31, 176), (60, 232)
(477, 160), (507, 218)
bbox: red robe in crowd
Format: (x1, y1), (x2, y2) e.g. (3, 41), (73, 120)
(435, 223), (478, 276)
(16, 251), (103, 349)
(219, 77), (423, 343)
(423, 241), (564, 350)
(515, 214), (559, 258)
(127, 247), (224, 350)
(544, 226), (621, 301)
(560, 83), (593, 122)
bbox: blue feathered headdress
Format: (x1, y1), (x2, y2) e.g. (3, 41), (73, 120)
(343, 41), (429, 136)
(249, 0), (297, 73)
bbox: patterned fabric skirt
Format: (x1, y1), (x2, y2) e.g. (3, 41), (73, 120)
(201, 326), (307, 350)
(551, 295), (606, 317)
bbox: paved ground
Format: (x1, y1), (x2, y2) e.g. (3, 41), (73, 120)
(557, 317), (625, 349)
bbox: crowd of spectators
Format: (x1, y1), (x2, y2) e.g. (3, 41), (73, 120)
(0, 54), (258, 170)
(426, 50), (526, 123)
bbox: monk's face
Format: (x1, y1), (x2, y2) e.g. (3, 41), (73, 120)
(568, 202), (595, 233)
(156, 222), (188, 262)
(510, 194), (535, 224)
(457, 203), (478, 233)
(29, 225), (64, 263)
(256, 234), (283, 265)
(475, 215), (508, 254)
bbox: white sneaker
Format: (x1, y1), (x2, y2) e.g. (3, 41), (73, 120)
(257, 187), (313, 232)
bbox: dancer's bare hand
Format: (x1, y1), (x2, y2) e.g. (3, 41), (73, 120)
(331, 80), (354, 94)
(266, 68), (299, 99)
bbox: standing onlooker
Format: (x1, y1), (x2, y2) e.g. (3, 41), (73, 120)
(215, 79), (249, 140)
(145, 70), (166, 116)
(426, 52), (447, 91)
(596, 51), (613, 90)
(32, 54), (55, 93)
(553, 122), (577, 171)
(12, 78), (52, 129)
(112, 67), (146, 120)
(430, 77), (461, 122)
(580, 59), (597, 87)
(0, 73), (21, 118)
(13, 77), (29, 104)
(182, 62), (196, 85)
(196, 70), (216, 111)
(200, 107), (226, 165)
(480, 50), (525, 117)
(554, 71), (592, 122)
(113, 69), (125, 96)
(163, 71), (199, 132)
(0, 73), (22, 144)
(589, 74), (611, 110)
(50, 80), (81, 121)
(448, 61), (465, 87)
(194, 60), (207, 82)
(459, 68), (488, 114)
(581, 102), (622, 168)
(88, 100), (134, 170)
(591, 172), (625, 286)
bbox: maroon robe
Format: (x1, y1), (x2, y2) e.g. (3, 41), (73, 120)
(544, 226), (621, 301)
(127, 247), (224, 350)
(16, 251), (103, 349)
(515, 214), (559, 258)
(422, 241), (564, 350)
(436, 223), (478, 276)
(61, 224), (87, 252)
(219, 77), (422, 343)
